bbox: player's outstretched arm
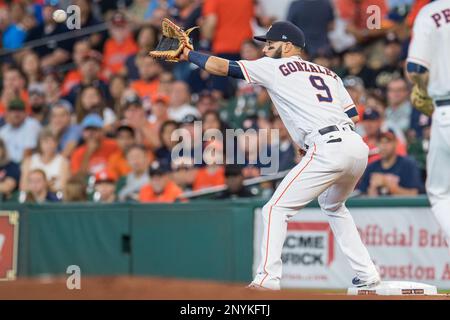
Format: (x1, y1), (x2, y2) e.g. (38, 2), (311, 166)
(180, 47), (245, 79)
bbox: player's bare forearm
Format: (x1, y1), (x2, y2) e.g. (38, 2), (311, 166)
(205, 55), (230, 76)
(350, 115), (359, 124)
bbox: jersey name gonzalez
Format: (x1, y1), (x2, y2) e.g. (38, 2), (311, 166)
(279, 61), (337, 80)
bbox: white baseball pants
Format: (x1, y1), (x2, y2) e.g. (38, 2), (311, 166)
(427, 107), (450, 254)
(252, 129), (379, 290)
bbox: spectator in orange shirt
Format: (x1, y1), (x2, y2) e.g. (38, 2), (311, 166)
(139, 160), (183, 203)
(201, 0), (254, 95)
(103, 11), (138, 78)
(107, 125), (135, 178)
(130, 55), (162, 104)
(0, 67), (30, 116)
(193, 140), (225, 191)
(201, 0), (254, 55)
(93, 169), (118, 203)
(70, 114), (120, 176)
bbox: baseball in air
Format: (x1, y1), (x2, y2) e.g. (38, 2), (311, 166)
(52, 9), (67, 23)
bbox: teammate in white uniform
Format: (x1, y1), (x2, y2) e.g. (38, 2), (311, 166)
(407, 0), (450, 253)
(181, 21), (380, 289)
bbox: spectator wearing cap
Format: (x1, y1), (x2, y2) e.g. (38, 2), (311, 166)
(0, 138), (21, 201)
(93, 169), (118, 203)
(70, 114), (119, 176)
(28, 83), (49, 125)
(26, 0), (73, 69)
(0, 67), (30, 116)
(125, 26), (159, 81)
(171, 156), (196, 192)
(106, 125), (136, 178)
(286, 0), (335, 56)
(341, 46), (377, 89)
(65, 50), (110, 106)
(358, 129), (424, 196)
(213, 164), (254, 199)
(122, 93), (160, 150)
(22, 169), (60, 203)
(155, 120), (180, 168)
(130, 55), (162, 103)
(168, 81), (200, 122)
(139, 161), (184, 203)
(374, 33), (403, 91)
(118, 144), (151, 202)
(74, 85), (117, 132)
(48, 100), (81, 158)
(0, 99), (42, 163)
(361, 108), (407, 164)
(20, 128), (69, 193)
(178, 113), (203, 161)
(103, 11), (138, 78)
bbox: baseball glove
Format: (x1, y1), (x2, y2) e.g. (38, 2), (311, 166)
(149, 18), (198, 62)
(411, 84), (434, 117)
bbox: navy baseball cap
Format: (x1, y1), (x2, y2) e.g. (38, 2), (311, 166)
(254, 21), (306, 49)
(363, 108), (381, 121)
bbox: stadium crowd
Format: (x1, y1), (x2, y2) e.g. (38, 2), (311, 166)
(0, 0), (432, 203)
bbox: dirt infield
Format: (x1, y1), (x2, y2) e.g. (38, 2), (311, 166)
(0, 276), (449, 300)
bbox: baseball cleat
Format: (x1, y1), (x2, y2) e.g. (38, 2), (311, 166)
(352, 276), (381, 288)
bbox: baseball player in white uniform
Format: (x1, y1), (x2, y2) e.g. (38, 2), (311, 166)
(407, 0), (450, 253)
(180, 21), (380, 290)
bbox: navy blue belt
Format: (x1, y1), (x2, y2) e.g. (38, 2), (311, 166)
(305, 125), (354, 149)
(436, 99), (450, 107)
